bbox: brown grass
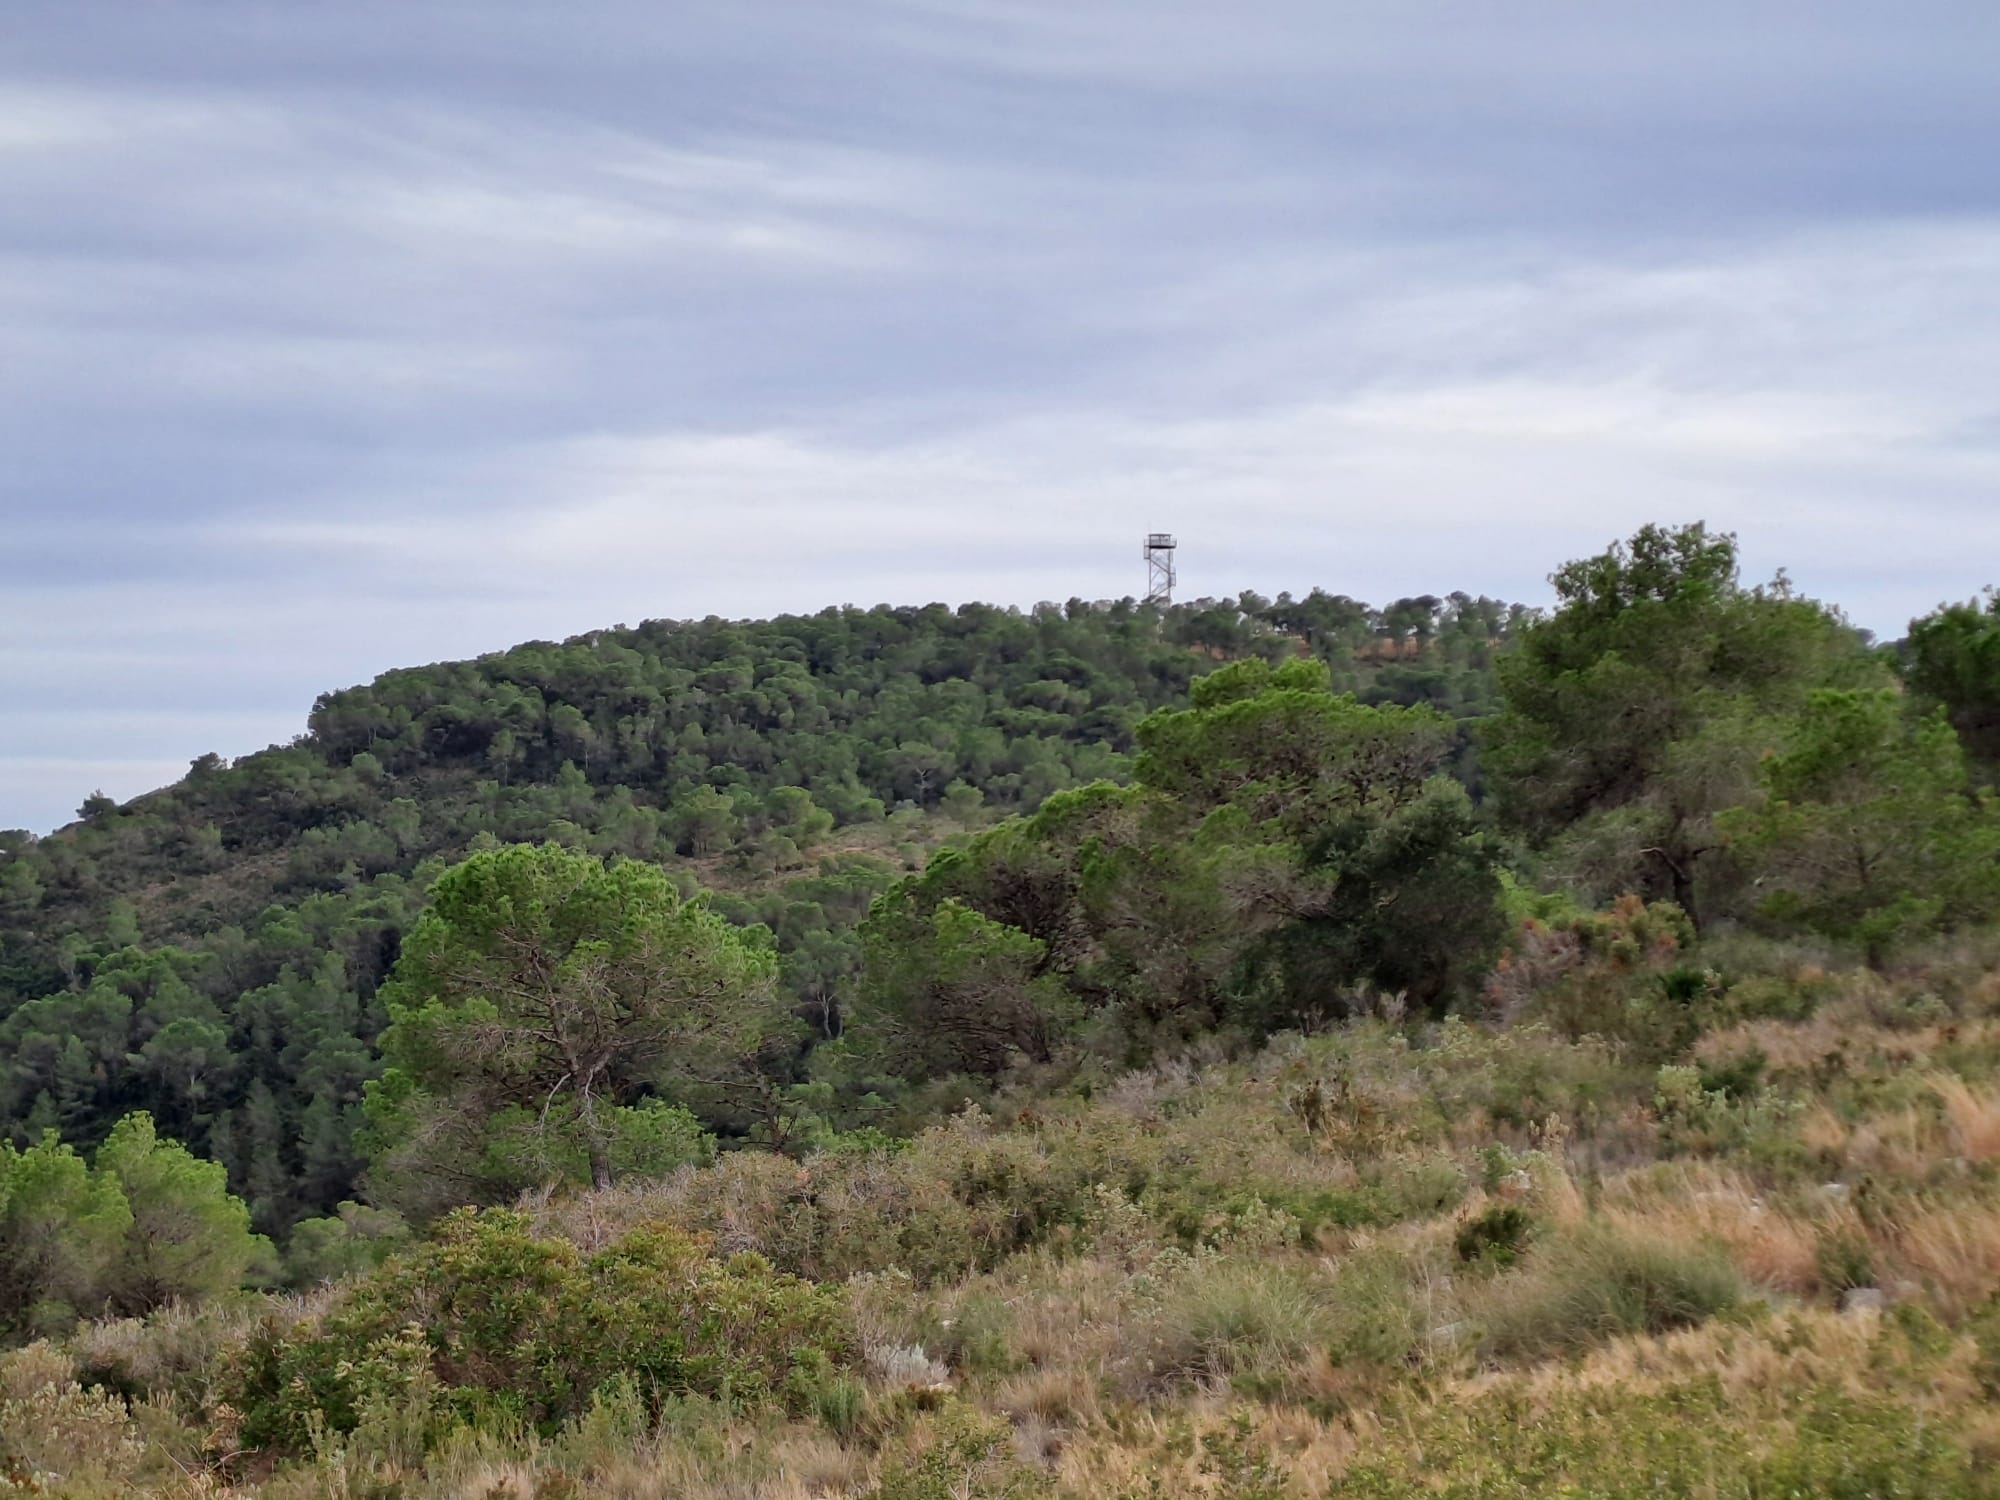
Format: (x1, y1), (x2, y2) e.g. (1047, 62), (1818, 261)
(1933, 1074), (2000, 1162)
(1601, 1165), (1822, 1295)
(1696, 1014), (2000, 1076)
(1888, 1203), (2000, 1318)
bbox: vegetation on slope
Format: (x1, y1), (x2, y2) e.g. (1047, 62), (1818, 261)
(2, 523), (2000, 1495)
(11, 938), (2000, 1496)
(0, 591), (1518, 1234)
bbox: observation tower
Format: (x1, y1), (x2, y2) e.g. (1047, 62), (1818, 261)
(1143, 533), (1177, 606)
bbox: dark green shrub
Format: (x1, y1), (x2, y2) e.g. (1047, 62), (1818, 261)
(1696, 1049), (1767, 1101)
(227, 1208), (854, 1454)
(807, 1371), (869, 1440)
(1709, 973), (1822, 1025)
(1455, 1204), (1534, 1268)
(1288, 1186), (1392, 1243)
(1815, 1227), (1877, 1294)
(1657, 965), (1711, 1004)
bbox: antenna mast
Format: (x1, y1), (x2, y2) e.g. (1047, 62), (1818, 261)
(1143, 533), (1177, 606)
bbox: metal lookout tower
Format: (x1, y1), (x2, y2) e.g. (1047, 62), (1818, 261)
(1143, 533), (1177, 606)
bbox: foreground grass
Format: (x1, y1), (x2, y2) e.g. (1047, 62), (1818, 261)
(11, 933), (2000, 1497)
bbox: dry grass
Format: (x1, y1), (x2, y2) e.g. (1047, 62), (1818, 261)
(1889, 1202), (2000, 1318)
(1455, 1302), (1978, 1419)
(980, 1253), (1142, 1378)
(1601, 1164), (1823, 1295)
(1696, 1013), (2000, 1077)
(1844, 1105), (1949, 1179)
(1050, 1401), (1362, 1499)
(1934, 1074), (2000, 1162)
(332, 1415), (871, 1500)
(990, 1365), (1103, 1430)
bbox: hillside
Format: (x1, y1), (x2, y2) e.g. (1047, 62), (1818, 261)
(5, 527), (2000, 1498)
(0, 589), (1518, 1232)
(11, 927), (2000, 1497)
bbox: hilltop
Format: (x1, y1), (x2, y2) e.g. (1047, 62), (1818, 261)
(0, 589), (1518, 1232)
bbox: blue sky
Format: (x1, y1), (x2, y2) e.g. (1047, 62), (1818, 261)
(4, 2), (1999, 833)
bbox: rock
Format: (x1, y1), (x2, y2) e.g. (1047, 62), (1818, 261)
(1428, 1321), (1470, 1348)
(1840, 1287), (1888, 1315)
(1818, 1182), (1851, 1203)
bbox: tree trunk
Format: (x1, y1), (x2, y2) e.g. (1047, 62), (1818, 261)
(1668, 854), (1700, 932)
(1643, 842), (1703, 931)
(576, 1069), (614, 1190)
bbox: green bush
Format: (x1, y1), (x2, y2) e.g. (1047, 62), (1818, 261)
(283, 1201), (411, 1287)
(1695, 1048), (1767, 1101)
(227, 1208), (855, 1454)
(1478, 1224), (1741, 1362)
(864, 1402), (1038, 1500)
(0, 1342), (163, 1494)
(1151, 1261), (1331, 1386)
(925, 1290), (1019, 1377)
(1323, 1250), (1427, 1369)
(1455, 1204), (1534, 1268)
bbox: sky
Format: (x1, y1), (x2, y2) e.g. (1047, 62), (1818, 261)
(4, 2), (1999, 834)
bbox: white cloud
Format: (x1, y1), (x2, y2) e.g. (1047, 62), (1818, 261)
(3, 5), (1997, 831)
(214, 216), (2000, 632)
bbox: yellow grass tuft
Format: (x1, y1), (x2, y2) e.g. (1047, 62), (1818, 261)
(1890, 1203), (2000, 1318)
(1932, 1074), (2000, 1162)
(1602, 1167), (1822, 1295)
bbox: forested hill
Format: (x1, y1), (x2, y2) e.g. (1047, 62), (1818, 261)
(15, 529), (2000, 1499)
(0, 587), (1521, 1233)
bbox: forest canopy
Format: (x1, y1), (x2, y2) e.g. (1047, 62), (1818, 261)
(0, 531), (1992, 1261)
(0, 589), (1517, 1237)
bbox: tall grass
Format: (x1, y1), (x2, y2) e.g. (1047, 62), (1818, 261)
(1477, 1224), (1742, 1361)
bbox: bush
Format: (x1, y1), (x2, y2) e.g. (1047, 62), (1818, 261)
(1478, 1224), (1741, 1361)
(283, 1201), (411, 1287)
(68, 1299), (258, 1410)
(1455, 1204), (1535, 1268)
(1151, 1261), (1331, 1386)
(0, 1341), (163, 1493)
(227, 1208), (855, 1454)
(1483, 896), (1694, 1045)
(1323, 1250), (1427, 1369)
(864, 1401), (1038, 1500)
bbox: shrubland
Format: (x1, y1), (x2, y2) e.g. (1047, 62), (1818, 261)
(2, 523), (1999, 1495)
(12, 945), (2000, 1497)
